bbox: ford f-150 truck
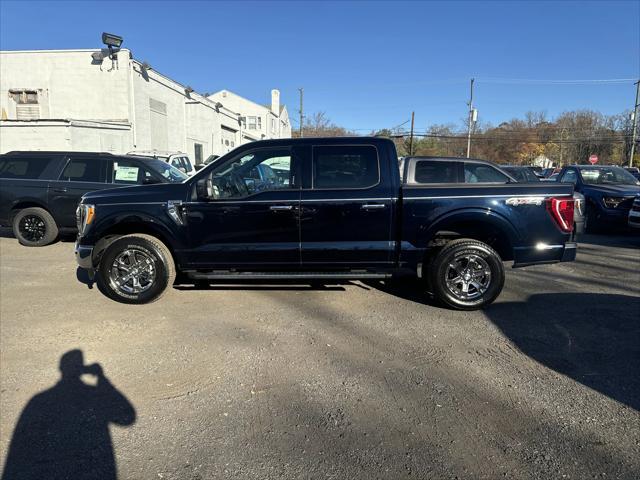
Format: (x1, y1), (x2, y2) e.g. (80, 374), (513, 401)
(75, 137), (577, 309)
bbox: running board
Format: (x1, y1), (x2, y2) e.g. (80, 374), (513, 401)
(185, 271), (390, 280)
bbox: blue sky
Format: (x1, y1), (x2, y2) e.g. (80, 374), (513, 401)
(1, 0), (638, 133)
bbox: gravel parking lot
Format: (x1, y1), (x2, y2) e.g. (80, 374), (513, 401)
(1, 230), (639, 479)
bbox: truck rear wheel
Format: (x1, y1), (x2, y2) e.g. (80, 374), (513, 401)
(12, 207), (59, 247)
(96, 234), (175, 304)
(428, 239), (504, 310)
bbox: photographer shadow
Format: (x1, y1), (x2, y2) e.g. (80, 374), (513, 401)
(2, 350), (136, 480)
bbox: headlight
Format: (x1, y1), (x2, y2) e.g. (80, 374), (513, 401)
(602, 197), (625, 209)
(76, 204), (95, 235)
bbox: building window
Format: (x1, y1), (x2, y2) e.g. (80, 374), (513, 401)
(240, 117), (247, 128)
(10, 89), (40, 120)
(194, 143), (203, 164)
(246, 116), (262, 130)
(271, 118), (276, 134)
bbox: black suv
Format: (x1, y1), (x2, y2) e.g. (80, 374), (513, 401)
(0, 151), (187, 246)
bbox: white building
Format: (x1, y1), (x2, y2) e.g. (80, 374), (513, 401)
(207, 89), (290, 146)
(0, 49), (291, 163)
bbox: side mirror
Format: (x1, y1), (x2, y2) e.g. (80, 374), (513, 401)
(196, 176), (214, 200)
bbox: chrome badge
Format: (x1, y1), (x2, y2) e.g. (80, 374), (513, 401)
(506, 197), (545, 206)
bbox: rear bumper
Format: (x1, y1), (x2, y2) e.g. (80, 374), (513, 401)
(512, 242), (577, 268)
(75, 241), (94, 269)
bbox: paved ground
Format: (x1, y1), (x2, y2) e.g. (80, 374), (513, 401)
(0, 231), (639, 479)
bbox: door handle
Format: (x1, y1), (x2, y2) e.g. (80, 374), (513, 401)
(53, 188), (68, 193)
(270, 205), (294, 212)
(361, 203), (386, 210)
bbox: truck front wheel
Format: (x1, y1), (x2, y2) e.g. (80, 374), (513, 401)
(428, 239), (505, 310)
(96, 234), (175, 304)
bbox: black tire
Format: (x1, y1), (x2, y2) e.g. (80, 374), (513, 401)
(12, 207), (59, 246)
(428, 238), (505, 310)
(96, 234), (175, 304)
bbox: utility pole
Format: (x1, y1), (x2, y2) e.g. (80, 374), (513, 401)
(466, 78), (475, 158)
(629, 80), (640, 167)
(559, 127), (568, 166)
(298, 88), (304, 138)
(409, 111), (415, 156)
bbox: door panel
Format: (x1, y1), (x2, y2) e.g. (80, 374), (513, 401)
(300, 144), (395, 268)
(183, 191), (300, 269)
(182, 146), (302, 269)
(300, 196), (393, 267)
(47, 157), (110, 228)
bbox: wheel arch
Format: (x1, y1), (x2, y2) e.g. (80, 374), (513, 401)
(91, 215), (178, 266)
(423, 209), (519, 261)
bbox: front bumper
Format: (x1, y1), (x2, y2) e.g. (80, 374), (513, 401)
(592, 208), (632, 227)
(512, 242), (577, 268)
(75, 240), (94, 269)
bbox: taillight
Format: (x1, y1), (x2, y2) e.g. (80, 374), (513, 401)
(546, 197), (574, 233)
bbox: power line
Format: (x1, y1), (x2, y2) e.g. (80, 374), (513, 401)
(475, 77), (636, 85)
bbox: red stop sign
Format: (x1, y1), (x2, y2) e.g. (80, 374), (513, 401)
(589, 154), (598, 165)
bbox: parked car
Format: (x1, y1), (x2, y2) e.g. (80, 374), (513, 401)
(573, 191), (586, 234)
(128, 150), (195, 177)
(557, 165), (640, 232)
(204, 154), (220, 166)
(400, 156), (518, 184)
(624, 166), (640, 181)
(628, 195), (640, 229)
(0, 151), (188, 246)
(501, 166), (540, 183)
(75, 138), (577, 309)
(194, 155), (221, 172)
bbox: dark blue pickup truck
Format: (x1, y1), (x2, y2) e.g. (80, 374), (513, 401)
(75, 137), (576, 309)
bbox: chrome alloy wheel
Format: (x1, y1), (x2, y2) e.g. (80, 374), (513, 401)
(19, 215), (46, 242)
(109, 248), (156, 295)
(444, 254), (492, 301)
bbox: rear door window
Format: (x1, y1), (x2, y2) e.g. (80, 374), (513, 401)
(313, 145), (379, 189)
(413, 160), (458, 183)
(464, 163), (510, 183)
(60, 159), (106, 183)
(0, 157), (50, 179)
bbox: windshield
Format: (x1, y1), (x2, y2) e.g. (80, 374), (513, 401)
(145, 158), (188, 183)
(579, 167), (639, 186)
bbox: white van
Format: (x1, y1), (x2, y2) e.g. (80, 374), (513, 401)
(127, 150), (195, 177)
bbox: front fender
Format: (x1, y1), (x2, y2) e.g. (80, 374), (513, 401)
(84, 207), (185, 253)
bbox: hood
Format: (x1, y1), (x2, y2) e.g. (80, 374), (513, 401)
(580, 184), (640, 197)
(81, 182), (188, 205)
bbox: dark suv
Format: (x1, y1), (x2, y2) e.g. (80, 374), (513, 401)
(0, 151), (187, 246)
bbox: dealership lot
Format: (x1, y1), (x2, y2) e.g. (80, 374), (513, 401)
(0, 231), (639, 479)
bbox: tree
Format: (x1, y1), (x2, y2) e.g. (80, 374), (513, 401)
(292, 111), (353, 138)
